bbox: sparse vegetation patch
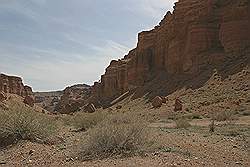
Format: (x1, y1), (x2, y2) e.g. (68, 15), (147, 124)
(79, 113), (150, 160)
(71, 111), (107, 131)
(175, 118), (191, 129)
(0, 102), (56, 147)
(213, 110), (237, 122)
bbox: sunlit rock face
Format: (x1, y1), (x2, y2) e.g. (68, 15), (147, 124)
(0, 73), (33, 97)
(91, 0), (250, 104)
(55, 84), (91, 114)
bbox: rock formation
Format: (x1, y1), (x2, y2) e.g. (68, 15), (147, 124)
(23, 96), (35, 107)
(34, 91), (63, 112)
(152, 96), (163, 108)
(84, 103), (96, 113)
(174, 99), (183, 112)
(0, 73), (33, 97)
(55, 84), (91, 114)
(90, 0), (250, 106)
(161, 96), (167, 104)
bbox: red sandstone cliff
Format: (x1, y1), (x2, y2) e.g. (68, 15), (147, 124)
(54, 0), (250, 111)
(0, 73), (33, 97)
(55, 84), (91, 114)
(90, 0), (250, 106)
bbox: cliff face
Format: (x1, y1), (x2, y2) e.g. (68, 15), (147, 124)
(0, 73), (33, 97)
(91, 0), (250, 105)
(55, 84), (91, 114)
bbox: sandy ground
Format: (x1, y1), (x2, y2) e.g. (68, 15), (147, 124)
(0, 115), (249, 167)
(0, 67), (249, 167)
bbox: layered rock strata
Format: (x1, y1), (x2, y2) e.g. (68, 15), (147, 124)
(91, 0), (250, 105)
(55, 84), (91, 114)
(0, 73), (33, 97)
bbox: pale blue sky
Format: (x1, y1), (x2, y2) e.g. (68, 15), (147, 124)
(0, 0), (177, 91)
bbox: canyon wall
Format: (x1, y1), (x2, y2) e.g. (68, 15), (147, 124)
(90, 0), (250, 105)
(0, 73), (33, 97)
(55, 84), (91, 114)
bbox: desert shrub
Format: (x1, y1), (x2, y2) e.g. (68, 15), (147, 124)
(0, 103), (56, 147)
(224, 129), (240, 137)
(79, 113), (149, 160)
(209, 119), (215, 132)
(191, 113), (202, 119)
(175, 118), (191, 129)
(58, 114), (75, 126)
(218, 124), (248, 137)
(167, 112), (179, 120)
(183, 113), (202, 120)
(72, 111), (107, 131)
(214, 110), (236, 122)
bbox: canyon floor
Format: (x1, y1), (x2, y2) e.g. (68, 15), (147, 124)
(0, 67), (249, 167)
(0, 117), (249, 167)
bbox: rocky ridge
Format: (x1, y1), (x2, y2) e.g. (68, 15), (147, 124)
(55, 84), (91, 114)
(0, 73), (33, 98)
(89, 0), (250, 107)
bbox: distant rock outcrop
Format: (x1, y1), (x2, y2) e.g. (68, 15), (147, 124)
(84, 103), (96, 113)
(34, 91), (63, 112)
(55, 84), (91, 114)
(0, 73), (33, 97)
(23, 95), (35, 107)
(91, 0), (250, 106)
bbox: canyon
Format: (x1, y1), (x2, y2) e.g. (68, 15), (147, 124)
(0, 1), (250, 166)
(89, 0), (250, 107)
(0, 0), (249, 113)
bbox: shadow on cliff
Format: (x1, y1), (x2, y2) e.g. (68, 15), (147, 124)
(131, 55), (250, 102)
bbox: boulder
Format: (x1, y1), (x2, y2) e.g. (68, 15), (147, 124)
(161, 96), (167, 103)
(85, 103), (96, 113)
(152, 96), (163, 108)
(0, 92), (7, 102)
(116, 105), (122, 109)
(23, 96), (35, 107)
(174, 99), (183, 112)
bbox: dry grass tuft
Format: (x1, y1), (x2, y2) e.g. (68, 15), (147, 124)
(71, 111), (107, 131)
(79, 113), (150, 160)
(175, 118), (191, 129)
(213, 110), (237, 122)
(0, 102), (56, 147)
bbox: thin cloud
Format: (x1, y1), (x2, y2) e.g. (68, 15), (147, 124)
(91, 40), (130, 57)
